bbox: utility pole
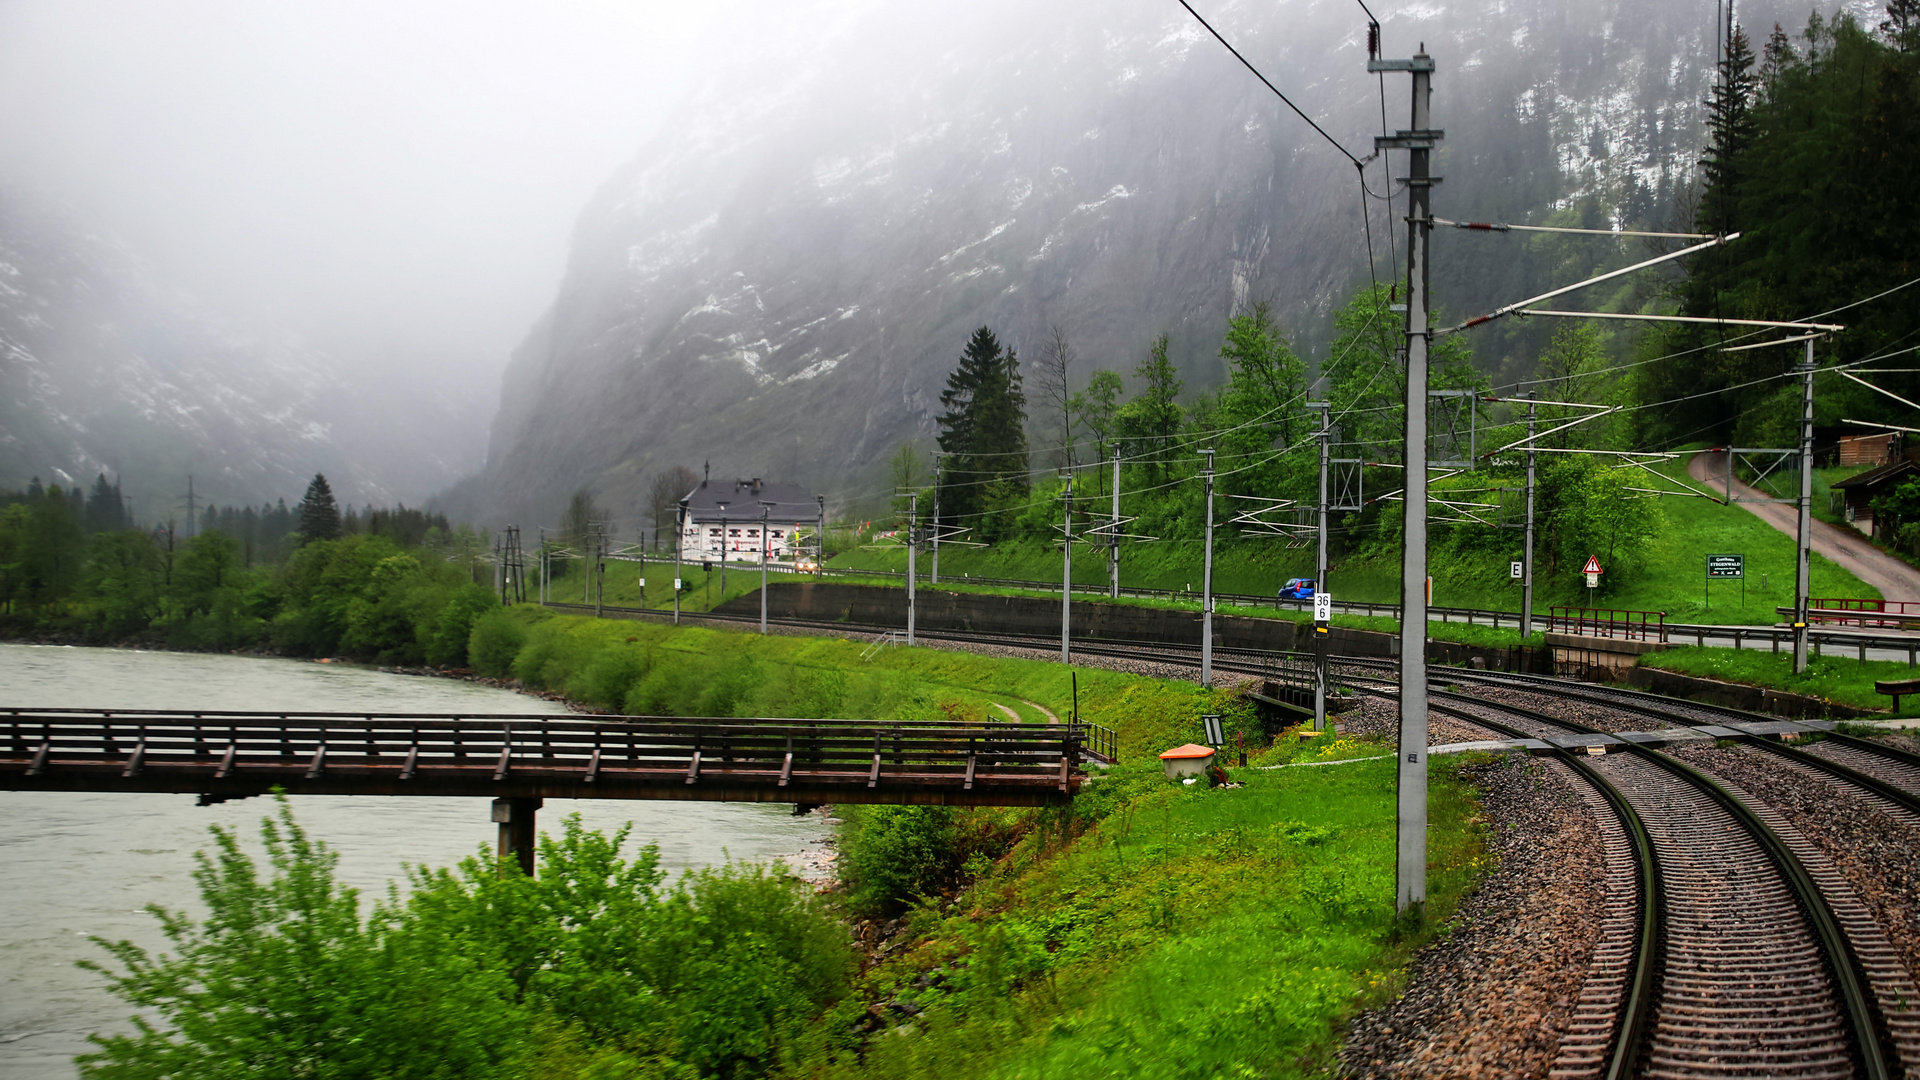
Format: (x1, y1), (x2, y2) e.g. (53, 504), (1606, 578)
(184, 475), (197, 539)
(931, 459), (941, 586)
(673, 498), (687, 625)
(1314, 401), (1332, 731)
(1522, 394), (1537, 640)
(1110, 449), (1122, 598)
(906, 491), (917, 646)
(760, 504), (770, 634)
(1794, 339), (1815, 672)
(594, 528), (605, 618)
(719, 514), (728, 598)
(1061, 473), (1073, 663)
(815, 495), (826, 579)
(1372, 42), (1439, 916)
(1201, 449), (1215, 688)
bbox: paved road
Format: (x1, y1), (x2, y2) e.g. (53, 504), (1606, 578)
(1689, 450), (1920, 603)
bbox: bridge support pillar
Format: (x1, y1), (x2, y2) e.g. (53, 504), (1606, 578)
(492, 797), (542, 877)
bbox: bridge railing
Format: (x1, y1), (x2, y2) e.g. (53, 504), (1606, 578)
(1, 710), (1116, 796)
(1548, 606), (1667, 642)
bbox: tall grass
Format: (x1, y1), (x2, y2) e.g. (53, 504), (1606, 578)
(807, 755), (1488, 1078)
(469, 609), (1256, 760)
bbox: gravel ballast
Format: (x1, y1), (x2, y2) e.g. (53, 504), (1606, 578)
(1666, 742), (1920, 992)
(1339, 756), (1608, 1079)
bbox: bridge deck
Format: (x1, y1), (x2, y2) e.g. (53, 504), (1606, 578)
(1, 708), (1115, 807)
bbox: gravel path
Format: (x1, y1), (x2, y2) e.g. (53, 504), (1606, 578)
(1339, 757), (1608, 1079)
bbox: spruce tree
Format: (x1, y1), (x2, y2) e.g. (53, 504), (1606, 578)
(1699, 17), (1759, 237)
(296, 474), (342, 543)
(935, 327), (1028, 529)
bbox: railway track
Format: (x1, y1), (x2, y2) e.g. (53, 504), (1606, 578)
(1332, 676), (1913, 1079)
(569, 599), (1920, 1075)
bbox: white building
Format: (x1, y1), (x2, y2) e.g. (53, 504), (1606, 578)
(680, 476), (817, 564)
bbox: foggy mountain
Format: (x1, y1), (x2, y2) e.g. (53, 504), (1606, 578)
(0, 190), (492, 513)
(466, 0), (1803, 530)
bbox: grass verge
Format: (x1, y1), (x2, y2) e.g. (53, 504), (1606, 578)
(1639, 646), (1913, 715)
(803, 750), (1488, 1078)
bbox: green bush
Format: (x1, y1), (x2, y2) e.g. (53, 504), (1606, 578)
(83, 801), (857, 1080)
(568, 644), (650, 711)
(836, 804), (1025, 919)
(467, 609), (528, 678)
(78, 798), (527, 1079)
(427, 584), (498, 667)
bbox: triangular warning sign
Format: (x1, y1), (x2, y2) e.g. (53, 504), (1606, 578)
(1582, 555), (1603, 574)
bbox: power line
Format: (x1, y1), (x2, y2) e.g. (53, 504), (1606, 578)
(1174, 0), (1363, 167)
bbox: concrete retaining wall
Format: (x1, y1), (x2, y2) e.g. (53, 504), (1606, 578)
(1625, 665), (1883, 719)
(721, 583), (1552, 673)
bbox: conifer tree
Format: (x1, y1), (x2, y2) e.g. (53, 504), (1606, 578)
(1699, 16), (1759, 237)
(295, 474), (342, 543)
(935, 327), (1028, 529)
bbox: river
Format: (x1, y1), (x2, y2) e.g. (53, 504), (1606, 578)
(0, 643), (835, 1079)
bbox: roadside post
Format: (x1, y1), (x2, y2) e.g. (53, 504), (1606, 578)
(1200, 449), (1216, 688)
(1583, 555), (1603, 597)
(1313, 589), (1333, 731)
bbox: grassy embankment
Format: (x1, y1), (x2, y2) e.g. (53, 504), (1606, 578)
(809, 455), (1877, 638)
(466, 608), (1491, 1074)
(807, 750), (1487, 1078)
(1639, 647), (1918, 716)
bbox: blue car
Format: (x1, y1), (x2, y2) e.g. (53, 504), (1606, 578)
(1278, 578), (1316, 600)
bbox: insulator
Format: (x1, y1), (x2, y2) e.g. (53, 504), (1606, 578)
(1367, 22), (1379, 57)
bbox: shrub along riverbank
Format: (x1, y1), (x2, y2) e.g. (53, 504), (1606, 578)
(78, 611), (1494, 1078)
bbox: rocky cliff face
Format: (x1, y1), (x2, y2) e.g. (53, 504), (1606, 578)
(472, 0), (1804, 526)
(0, 192), (485, 511)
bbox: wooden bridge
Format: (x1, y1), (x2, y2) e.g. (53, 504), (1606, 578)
(1, 708), (1118, 872)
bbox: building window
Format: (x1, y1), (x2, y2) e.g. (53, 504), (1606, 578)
(771, 530), (783, 538)
(729, 529), (740, 537)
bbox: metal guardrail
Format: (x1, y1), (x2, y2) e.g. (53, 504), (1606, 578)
(0, 708), (1117, 804)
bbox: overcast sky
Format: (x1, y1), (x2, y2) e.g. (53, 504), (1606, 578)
(0, 0), (771, 385)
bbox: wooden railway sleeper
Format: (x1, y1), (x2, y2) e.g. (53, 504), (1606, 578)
(1436, 687), (1894, 1080)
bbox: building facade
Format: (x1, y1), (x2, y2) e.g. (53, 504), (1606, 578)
(680, 476), (817, 563)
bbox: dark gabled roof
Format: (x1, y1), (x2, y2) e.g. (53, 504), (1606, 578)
(1831, 458), (1919, 491)
(682, 478), (816, 521)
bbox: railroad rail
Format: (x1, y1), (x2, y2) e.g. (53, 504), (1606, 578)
(1337, 680), (1905, 1079)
